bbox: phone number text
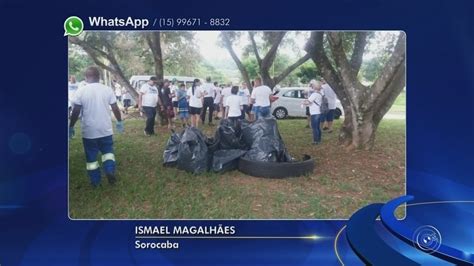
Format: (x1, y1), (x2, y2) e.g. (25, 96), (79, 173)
(155, 18), (230, 28)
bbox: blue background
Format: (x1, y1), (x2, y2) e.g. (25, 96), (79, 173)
(0, 0), (473, 265)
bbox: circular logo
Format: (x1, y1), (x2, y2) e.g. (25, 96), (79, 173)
(64, 16), (84, 36)
(412, 225), (442, 254)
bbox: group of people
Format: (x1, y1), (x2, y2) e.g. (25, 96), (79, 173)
(136, 76), (275, 135)
(68, 65), (338, 186)
(302, 78), (337, 145)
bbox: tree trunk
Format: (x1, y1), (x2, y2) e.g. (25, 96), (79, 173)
(221, 33), (252, 89)
(339, 102), (380, 150)
(306, 31), (405, 150)
(144, 32), (164, 81)
(69, 36), (139, 100)
(249, 31), (310, 89)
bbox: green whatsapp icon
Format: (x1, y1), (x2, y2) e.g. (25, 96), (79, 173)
(64, 16), (84, 36)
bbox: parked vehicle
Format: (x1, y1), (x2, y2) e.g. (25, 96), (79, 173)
(270, 87), (344, 119)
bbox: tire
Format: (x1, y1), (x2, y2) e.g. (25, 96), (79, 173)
(334, 108), (342, 119)
(273, 107), (288, 119)
(238, 155), (315, 178)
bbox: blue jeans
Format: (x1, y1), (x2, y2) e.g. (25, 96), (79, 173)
(142, 106), (156, 135)
(310, 114), (322, 143)
(256, 106), (270, 119)
(82, 135), (115, 186)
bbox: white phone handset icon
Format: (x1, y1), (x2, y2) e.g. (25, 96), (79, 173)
(69, 21), (80, 32)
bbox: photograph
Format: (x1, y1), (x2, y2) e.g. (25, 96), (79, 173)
(67, 30), (406, 219)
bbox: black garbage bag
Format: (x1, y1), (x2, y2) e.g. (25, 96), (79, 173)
(214, 119), (247, 150)
(163, 130), (182, 167)
(241, 117), (293, 162)
(212, 149), (247, 173)
(177, 127), (209, 174)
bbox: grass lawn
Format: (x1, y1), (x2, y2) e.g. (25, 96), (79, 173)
(388, 91), (406, 114)
(69, 117), (405, 219)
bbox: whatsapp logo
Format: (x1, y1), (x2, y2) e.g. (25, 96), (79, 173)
(64, 16), (84, 36)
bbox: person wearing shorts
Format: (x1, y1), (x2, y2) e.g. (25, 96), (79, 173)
(170, 78), (179, 119)
(187, 79), (203, 128)
(122, 90), (132, 114)
(176, 83), (189, 127)
(239, 82), (251, 120)
(320, 78), (337, 133)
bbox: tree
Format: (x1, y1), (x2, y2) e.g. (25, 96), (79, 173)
(69, 32), (140, 99)
(247, 32), (311, 88)
(305, 31), (406, 150)
(161, 32), (201, 76)
(68, 44), (94, 81)
(144, 32), (164, 80)
(220, 32), (253, 88)
(296, 61), (319, 84)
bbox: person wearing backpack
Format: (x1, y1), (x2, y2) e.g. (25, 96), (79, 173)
(304, 80), (324, 145)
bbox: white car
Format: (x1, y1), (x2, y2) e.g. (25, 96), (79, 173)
(270, 87), (344, 119)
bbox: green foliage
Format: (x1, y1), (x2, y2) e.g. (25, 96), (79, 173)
(68, 45), (94, 81)
(295, 61), (318, 85)
(197, 61), (226, 83)
(162, 32), (201, 76)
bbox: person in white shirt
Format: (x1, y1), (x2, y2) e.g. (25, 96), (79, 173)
(320, 78), (337, 133)
(170, 78), (179, 120)
(138, 76), (159, 136)
(114, 84), (122, 103)
(221, 84), (232, 110)
(225, 86), (244, 126)
(68, 75), (78, 116)
(303, 80), (317, 128)
(69, 66), (124, 187)
(303, 79), (323, 145)
(213, 82), (222, 120)
(238, 82), (251, 119)
(250, 77), (273, 119)
(122, 88), (132, 114)
(200, 77), (216, 126)
(187, 78), (204, 128)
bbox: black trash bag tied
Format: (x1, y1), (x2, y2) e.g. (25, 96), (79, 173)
(241, 117), (293, 162)
(162, 130), (182, 167)
(162, 117), (294, 174)
(176, 127), (209, 174)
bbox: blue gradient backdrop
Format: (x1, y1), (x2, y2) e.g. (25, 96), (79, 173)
(0, 0), (473, 265)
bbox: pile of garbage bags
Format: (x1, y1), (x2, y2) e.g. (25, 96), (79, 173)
(163, 117), (294, 174)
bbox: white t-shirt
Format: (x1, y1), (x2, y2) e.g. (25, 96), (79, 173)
(221, 87), (232, 105)
(201, 82), (215, 98)
(139, 83), (159, 107)
(308, 91), (323, 115)
(170, 85), (178, 102)
(225, 95), (243, 117)
(250, 85), (272, 107)
(187, 86), (204, 108)
(238, 88), (250, 105)
(78, 80), (88, 88)
(72, 83), (117, 139)
(322, 84), (337, 110)
(115, 88), (122, 97)
(123, 90), (132, 100)
(214, 86), (222, 104)
(68, 82), (79, 107)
